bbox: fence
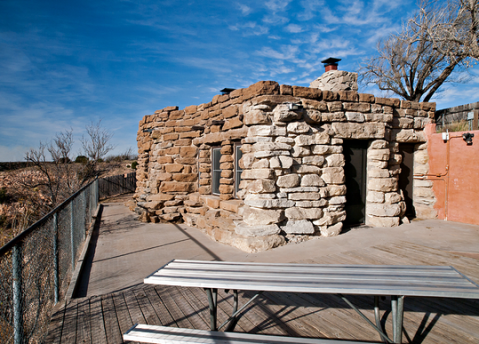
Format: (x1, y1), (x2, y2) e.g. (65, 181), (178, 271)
(98, 172), (136, 199)
(0, 172), (136, 344)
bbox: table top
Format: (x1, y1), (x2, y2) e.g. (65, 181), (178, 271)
(144, 259), (479, 298)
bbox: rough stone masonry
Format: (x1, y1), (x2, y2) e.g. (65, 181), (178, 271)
(135, 74), (437, 253)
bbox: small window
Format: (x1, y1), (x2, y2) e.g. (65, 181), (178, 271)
(235, 144), (243, 195)
(212, 147), (222, 194)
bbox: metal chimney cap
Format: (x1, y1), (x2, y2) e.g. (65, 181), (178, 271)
(321, 57), (341, 65)
(220, 88), (236, 95)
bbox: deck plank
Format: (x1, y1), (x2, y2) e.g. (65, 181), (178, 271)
(48, 242), (479, 344)
(89, 295), (107, 344)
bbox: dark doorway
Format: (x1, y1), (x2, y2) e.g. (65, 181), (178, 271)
(344, 140), (368, 225)
(398, 144), (416, 219)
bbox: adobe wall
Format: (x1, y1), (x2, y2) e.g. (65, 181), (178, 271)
(135, 80), (436, 252)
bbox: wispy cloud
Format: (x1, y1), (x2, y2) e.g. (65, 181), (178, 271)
(229, 21), (269, 35)
(297, 0), (325, 21)
(255, 45), (299, 60)
(265, 0), (292, 12)
(285, 24), (305, 33)
(238, 3), (253, 15)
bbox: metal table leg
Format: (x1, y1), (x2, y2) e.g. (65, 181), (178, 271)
(391, 295), (405, 343)
(205, 288), (218, 331)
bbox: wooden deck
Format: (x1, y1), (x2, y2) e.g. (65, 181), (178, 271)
(46, 241), (479, 343)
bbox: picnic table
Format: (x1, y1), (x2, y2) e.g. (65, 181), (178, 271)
(124, 259), (479, 344)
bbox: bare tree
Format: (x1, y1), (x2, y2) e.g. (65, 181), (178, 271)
(416, 0), (479, 62)
(23, 129), (78, 209)
(81, 120), (115, 161)
(360, 1), (471, 102)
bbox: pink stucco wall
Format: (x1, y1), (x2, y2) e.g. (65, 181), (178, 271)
(426, 125), (479, 225)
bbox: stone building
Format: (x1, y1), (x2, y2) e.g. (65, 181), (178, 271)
(135, 68), (437, 252)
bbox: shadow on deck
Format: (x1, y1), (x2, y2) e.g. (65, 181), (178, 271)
(46, 198), (479, 343)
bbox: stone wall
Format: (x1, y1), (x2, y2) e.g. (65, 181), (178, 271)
(136, 80), (436, 252)
(310, 70), (358, 92)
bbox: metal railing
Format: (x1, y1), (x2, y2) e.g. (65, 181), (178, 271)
(0, 172), (136, 344)
(99, 171), (136, 199)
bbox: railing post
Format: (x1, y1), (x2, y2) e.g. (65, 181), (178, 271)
(13, 244), (24, 344)
(53, 213), (59, 304)
(70, 200), (75, 271)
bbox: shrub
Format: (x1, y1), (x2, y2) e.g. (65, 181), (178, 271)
(0, 188), (7, 204)
(131, 161), (138, 170)
(75, 155), (89, 163)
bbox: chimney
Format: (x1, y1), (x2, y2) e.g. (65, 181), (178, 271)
(321, 57), (341, 72)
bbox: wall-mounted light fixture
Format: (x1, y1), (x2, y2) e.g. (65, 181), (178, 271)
(463, 132), (474, 145)
(288, 102), (303, 111)
(442, 130), (449, 142)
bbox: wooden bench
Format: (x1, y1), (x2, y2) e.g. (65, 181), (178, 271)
(123, 324), (373, 343)
(124, 260), (479, 344)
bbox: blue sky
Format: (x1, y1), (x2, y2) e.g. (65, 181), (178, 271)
(1, 0), (478, 161)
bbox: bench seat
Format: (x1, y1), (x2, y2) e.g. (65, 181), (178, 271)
(123, 324), (372, 344)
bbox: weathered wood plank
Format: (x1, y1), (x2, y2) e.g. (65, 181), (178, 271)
(75, 298), (92, 344)
(89, 295), (107, 344)
(59, 299), (78, 343)
(101, 294), (122, 344)
(45, 303), (66, 344)
(145, 285), (178, 327)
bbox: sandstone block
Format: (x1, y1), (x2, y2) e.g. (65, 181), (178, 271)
(287, 122), (310, 134)
(285, 207), (323, 220)
(247, 125), (286, 137)
(244, 199), (295, 208)
(241, 169), (275, 180)
(292, 165), (321, 174)
(242, 207), (285, 225)
(301, 174), (325, 187)
(295, 135), (313, 146)
(281, 220), (315, 234)
(385, 193), (402, 204)
(219, 185), (234, 194)
(345, 112), (365, 122)
(292, 146), (311, 157)
(252, 142), (292, 152)
(368, 178), (397, 192)
(235, 223), (281, 237)
(392, 129), (426, 143)
(326, 185), (347, 196)
(160, 182), (194, 193)
(244, 109), (270, 125)
(312, 132), (330, 144)
(367, 191), (385, 203)
(329, 196), (347, 205)
(273, 104), (302, 122)
(277, 174), (300, 188)
(252, 159), (269, 169)
(302, 156), (325, 166)
(173, 173), (197, 182)
(367, 203), (401, 217)
(147, 193), (175, 201)
(292, 86), (322, 99)
(326, 154), (345, 167)
(322, 167), (345, 184)
(320, 223), (342, 237)
(288, 192), (321, 201)
(368, 149), (390, 161)
(368, 169), (389, 178)
(332, 122), (385, 139)
(247, 179), (277, 194)
(223, 117), (243, 130)
(367, 216), (400, 227)
(414, 205), (437, 219)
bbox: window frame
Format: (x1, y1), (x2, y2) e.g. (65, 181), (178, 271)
(211, 146), (222, 195)
(234, 142), (243, 198)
